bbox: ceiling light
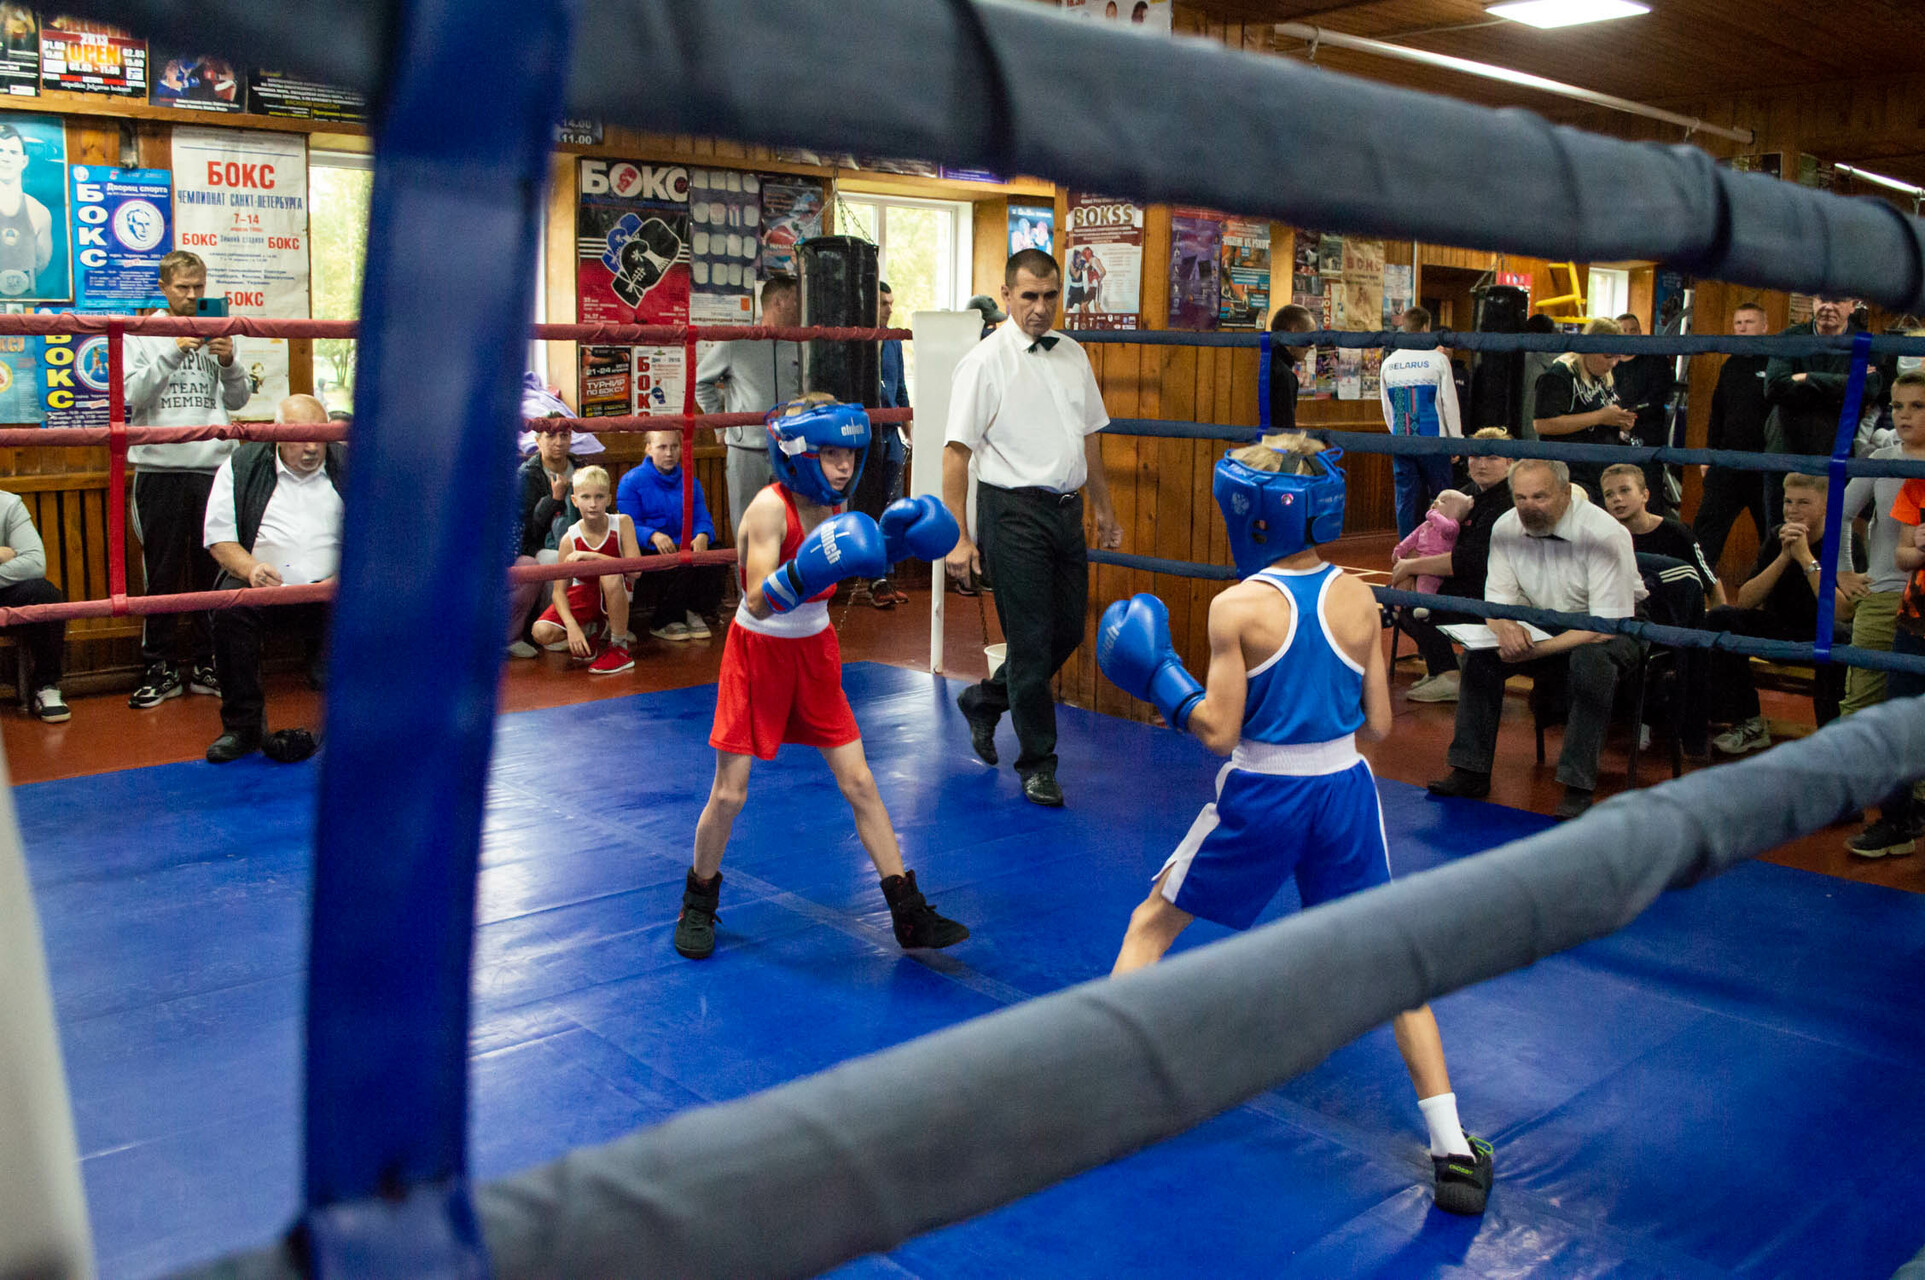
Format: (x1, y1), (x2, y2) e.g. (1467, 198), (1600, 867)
(1486, 0), (1650, 29)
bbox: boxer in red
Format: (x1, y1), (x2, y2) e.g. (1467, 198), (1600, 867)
(674, 394), (971, 961)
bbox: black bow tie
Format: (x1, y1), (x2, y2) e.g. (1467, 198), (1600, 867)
(1028, 336), (1058, 353)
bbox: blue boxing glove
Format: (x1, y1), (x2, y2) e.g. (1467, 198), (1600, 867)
(879, 494), (960, 564)
(1098, 594), (1205, 730)
(761, 512), (888, 613)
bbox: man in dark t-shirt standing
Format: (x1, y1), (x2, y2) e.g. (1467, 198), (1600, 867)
(1693, 302), (1773, 566)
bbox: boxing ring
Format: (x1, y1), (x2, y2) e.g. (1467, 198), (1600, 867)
(2, 0), (1923, 1277)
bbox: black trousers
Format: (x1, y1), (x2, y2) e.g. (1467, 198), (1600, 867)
(638, 546), (725, 626)
(1704, 605), (1846, 727)
(1447, 635), (1640, 790)
(960, 483), (1088, 777)
(133, 470), (219, 668)
(212, 598), (328, 735)
(1693, 466), (1770, 567)
(0, 577), (65, 687)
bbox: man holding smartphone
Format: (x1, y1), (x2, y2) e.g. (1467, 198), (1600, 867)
(122, 249), (251, 709)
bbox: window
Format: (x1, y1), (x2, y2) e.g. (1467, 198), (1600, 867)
(309, 150), (372, 412)
(1586, 266), (1630, 324)
(834, 194), (973, 386)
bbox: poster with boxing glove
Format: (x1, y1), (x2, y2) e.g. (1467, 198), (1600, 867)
(577, 157), (690, 328)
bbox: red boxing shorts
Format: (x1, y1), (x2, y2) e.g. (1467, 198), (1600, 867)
(710, 623), (861, 760)
(537, 579), (608, 628)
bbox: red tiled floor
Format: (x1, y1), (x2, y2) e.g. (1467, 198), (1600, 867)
(5, 546), (1916, 894)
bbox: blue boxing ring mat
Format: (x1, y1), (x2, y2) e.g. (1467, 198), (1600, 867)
(17, 664), (1925, 1278)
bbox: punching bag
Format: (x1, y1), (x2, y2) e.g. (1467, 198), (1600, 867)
(1468, 283), (1528, 432)
(799, 236), (880, 408)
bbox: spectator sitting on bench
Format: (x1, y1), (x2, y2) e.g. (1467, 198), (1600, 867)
(0, 486), (69, 722)
(616, 429), (725, 642)
(1599, 463), (1725, 606)
(1705, 471), (1866, 755)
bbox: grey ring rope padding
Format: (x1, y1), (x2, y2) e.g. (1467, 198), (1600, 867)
(67, 1), (1925, 311)
(169, 698), (1925, 1280)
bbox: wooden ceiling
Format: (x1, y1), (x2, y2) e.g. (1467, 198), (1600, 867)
(1186, 0), (1925, 186)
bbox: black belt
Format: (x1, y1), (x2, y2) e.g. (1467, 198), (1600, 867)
(983, 481), (1081, 508)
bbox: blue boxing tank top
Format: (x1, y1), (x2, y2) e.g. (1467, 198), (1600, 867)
(1240, 563), (1365, 745)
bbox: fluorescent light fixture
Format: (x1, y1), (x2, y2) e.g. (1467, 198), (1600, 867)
(1486, 0), (1650, 29)
(1835, 163), (1924, 198)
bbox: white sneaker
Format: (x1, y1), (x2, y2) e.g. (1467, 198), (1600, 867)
(683, 610), (712, 640)
(506, 640), (538, 659)
(1712, 717), (1770, 756)
(1407, 671), (1460, 703)
(1637, 723), (1652, 752)
(31, 687), (69, 723)
(650, 621), (692, 641)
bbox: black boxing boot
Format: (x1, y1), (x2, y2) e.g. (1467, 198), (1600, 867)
(673, 868), (722, 959)
(881, 870), (970, 950)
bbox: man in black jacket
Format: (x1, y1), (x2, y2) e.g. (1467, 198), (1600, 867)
(1763, 295), (1881, 516)
(1611, 313), (1677, 514)
(201, 395), (345, 762)
(1693, 302), (1773, 566)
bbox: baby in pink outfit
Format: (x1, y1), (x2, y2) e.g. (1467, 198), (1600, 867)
(1394, 489), (1474, 599)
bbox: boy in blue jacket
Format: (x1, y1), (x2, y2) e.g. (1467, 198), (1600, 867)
(617, 429), (726, 641)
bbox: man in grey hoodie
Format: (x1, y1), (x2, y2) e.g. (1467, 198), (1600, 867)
(122, 249), (250, 709)
(694, 273), (802, 539)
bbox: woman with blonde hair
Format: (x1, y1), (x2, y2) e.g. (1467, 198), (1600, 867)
(1531, 315), (1639, 500)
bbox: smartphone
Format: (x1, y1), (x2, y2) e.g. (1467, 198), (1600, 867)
(195, 296), (229, 318)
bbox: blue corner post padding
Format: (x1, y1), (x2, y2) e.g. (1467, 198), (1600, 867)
(1813, 331), (1873, 662)
(300, 0), (575, 1271)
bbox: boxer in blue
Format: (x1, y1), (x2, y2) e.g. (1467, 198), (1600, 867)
(1098, 431), (1494, 1216)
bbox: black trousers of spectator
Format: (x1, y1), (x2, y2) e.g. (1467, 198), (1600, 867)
(638, 546), (725, 627)
(0, 577), (65, 688)
(213, 599), (328, 736)
(1704, 604), (1846, 727)
(1447, 635), (1640, 791)
(1398, 608), (1472, 678)
(1692, 466), (1771, 567)
(133, 471), (219, 668)
(851, 435), (905, 577)
(960, 483), (1087, 779)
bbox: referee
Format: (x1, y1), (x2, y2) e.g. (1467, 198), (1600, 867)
(943, 249), (1121, 807)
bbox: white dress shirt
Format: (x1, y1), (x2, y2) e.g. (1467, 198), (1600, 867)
(945, 319), (1109, 492)
(1485, 495), (1644, 620)
(203, 453), (345, 585)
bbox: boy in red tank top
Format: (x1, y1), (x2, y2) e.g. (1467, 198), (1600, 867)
(674, 395), (970, 961)
(529, 465), (639, 675)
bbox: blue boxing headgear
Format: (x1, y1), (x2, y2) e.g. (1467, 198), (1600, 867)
(1212, 442), (1346, 577)
(765, 397), (870, 506)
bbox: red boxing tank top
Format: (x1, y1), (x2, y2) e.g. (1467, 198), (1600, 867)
(565, 519), (623, 584)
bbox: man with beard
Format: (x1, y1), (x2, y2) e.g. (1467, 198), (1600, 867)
(1427, 458), (1643, 821)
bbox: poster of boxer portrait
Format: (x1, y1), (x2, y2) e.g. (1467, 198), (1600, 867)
(577, 157), (690, 327)
(0, 5), (39, 96)
(688, 167), (758, 325)
(758, 176), (824, 280)
(1063, 192), (1141, 331)
(1168, 209), (1222, 331)
(1007, 204), (1054, 257)
(0, 113), (68, 303)
(150, 53), (242, 112)
(70, 164), (171, 312)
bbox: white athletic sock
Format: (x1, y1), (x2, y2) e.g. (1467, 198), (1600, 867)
(1418, 1092), (1473, 1158)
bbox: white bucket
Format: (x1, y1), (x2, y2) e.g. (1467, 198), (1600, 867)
(985, 643), (1006, 677)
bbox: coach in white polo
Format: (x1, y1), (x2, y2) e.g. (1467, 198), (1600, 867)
(943, 249), (1121, 808)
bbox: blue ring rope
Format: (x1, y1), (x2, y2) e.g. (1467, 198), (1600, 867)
(1813, 333), (1874, 662)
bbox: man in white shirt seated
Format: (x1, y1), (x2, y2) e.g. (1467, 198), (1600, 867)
(1427, 458), (1643, 820)
(201, 394), (344, 763)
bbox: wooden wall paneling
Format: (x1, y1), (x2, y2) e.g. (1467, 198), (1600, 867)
(1185, 345), (1220, 664)
(544, 152), (580, 405)
(972, 199), (1007, 298)
(1093, 343), (1142, 721)
(1151, 344), (1193, 681)
(80, 488), (108, 629)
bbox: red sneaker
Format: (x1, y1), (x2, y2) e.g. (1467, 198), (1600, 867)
(588, 641), (633, 675)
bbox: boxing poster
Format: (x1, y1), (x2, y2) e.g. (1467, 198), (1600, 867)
(149, 53), (242, 112)
(0, 5), (38, 97)
(1381, 263), (1413, 328)
(38, 16), (145, 96)
(1218, 215), (1268, 329)
(632, 345), (685, 416)
(1061, 0), (1173, 33)
(1063, 192), (1140, 331)
(170, 127), (308, 420)
(688, 168), (757, 325)
(0, 113), (69, 303)
(578, 158), (690, 327)
(70, 165), (170, 312)
(39, 323), (107, 427)
(1168, 209), (1221, 331)
(577, 345), (632, 417)
(757, 176), (823, 280)
(246, 70), (368, 124)
(1337, 236), (1383, 338)
(0, 327), (40, 423)
(1007, 204), (1053, 257)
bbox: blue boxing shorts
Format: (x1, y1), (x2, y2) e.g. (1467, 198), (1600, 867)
(1156, 743), (1391, 931)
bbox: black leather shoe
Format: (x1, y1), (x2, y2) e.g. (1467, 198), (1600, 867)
(1022, 770), (1065, 808)
(1426, 767), (1491, 800)
(1553, 786), (1594, 821)
(958, 694), (999, 765)
(206, 730), (262, 764)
